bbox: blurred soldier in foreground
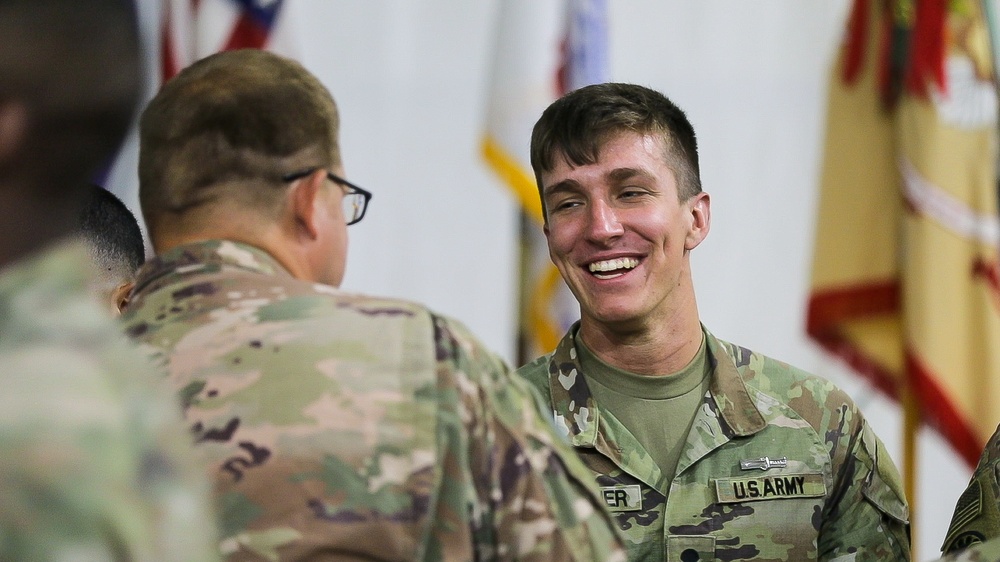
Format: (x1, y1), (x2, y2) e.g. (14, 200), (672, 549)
(123, 48), (625, 561)
(517, 82), (911, 560)
(0, 0), (218, 560)
(78, 183), (146, 315)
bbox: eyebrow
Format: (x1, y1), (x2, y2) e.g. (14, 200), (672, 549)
(606, 167), (654, 183)
(542, 178), (581, 198)
(542, 167), (654, 197)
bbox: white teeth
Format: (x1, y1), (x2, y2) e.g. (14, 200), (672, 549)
(588, 258), (639, 273)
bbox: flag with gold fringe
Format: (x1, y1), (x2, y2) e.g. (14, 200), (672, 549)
(481, 0), (609, 363)
(808, 0), (1000, 479)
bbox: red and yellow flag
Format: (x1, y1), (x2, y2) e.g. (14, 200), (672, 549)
(809, 0), (1000, 471)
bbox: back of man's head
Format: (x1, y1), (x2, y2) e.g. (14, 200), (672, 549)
(139, 49), (341, 246)
(78, 184), (145, 314)
(0, 0), (141, 267)
(530, 82), (702, 212)
(0, 0), (141, 195)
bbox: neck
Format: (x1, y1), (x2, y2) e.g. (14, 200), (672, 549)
(578, 288), (703, 376)
(153, 214), (316, 282)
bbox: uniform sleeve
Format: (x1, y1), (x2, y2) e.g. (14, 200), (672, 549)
(432, 315), (627, 562)
(942, 424), (1000, 554)
(819, 412), (910, 561)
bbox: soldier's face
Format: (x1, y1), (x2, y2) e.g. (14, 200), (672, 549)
(541, 132), (709, 332)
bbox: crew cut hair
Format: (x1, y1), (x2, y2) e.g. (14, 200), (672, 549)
(139, 49), (340, 238)
(79, 184), (145, 283)
(530, 82), (701, 214)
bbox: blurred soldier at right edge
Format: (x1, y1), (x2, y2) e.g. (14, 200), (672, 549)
(936, 536), (1000, 561)
(943, 426), (1000, 554)
(0, 0), (218, 560)
(123, 49), (625, 561)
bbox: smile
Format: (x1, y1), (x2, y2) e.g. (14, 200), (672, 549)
(588, 257), (639, 279)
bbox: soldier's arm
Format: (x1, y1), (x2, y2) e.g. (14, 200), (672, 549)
(432, 315), (626, 562)
(819, 406), (910, 561)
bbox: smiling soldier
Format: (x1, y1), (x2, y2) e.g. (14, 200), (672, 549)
(516, 82), (911, 561)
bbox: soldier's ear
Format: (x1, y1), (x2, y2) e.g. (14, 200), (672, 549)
(288, 169), (327, 241)
(684, 191), (710, 251)
(112, 281), (133, 316)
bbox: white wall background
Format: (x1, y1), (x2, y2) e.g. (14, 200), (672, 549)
(109, 2), (974, 559)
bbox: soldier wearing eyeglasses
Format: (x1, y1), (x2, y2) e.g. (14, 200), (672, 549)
(122, 48), (626, 561)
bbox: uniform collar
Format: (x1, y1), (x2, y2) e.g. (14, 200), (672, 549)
(703, 331), (768, 436)
(132, 239), (293, 298)
(545, 323), (767, 447)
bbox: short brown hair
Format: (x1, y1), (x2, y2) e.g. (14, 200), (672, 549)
(139, 49), (340, 238)
(530, 83), (701, 216)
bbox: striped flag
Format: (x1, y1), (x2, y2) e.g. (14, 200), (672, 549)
(481, 0), (609, 363)
(161, 0), (294, 81)
(101, 0), (296, 249)
(808, 0), (1000, 476)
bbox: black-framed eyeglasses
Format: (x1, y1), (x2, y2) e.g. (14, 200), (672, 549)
(282, 168), (373, 226)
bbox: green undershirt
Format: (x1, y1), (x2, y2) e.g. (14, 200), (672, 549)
(578, 331), (711, 497)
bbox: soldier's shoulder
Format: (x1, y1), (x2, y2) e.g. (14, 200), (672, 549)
(715, 335), (859, 426)
(939, 536), (1000, 561)
(713, 335), (822, 386)
(423, 312), (512, 384)
(319, 290), (435, 322)
(978, 424), (1000, 470)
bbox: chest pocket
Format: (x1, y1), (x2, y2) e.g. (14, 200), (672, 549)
(667, 535), (715, 562)
(662, 472), (827, 560)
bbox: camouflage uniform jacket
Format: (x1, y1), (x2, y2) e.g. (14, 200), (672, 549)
(517, 324), (911, 561)
(122, 240), (626, 562)
(943, 424), (1000, 554)
(0, 241), (219, 561)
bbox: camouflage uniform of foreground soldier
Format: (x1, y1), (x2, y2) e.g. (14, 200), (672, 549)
(0, 0), (217, 560)
(123, 49), (626, 561)
(516, 83), (911, 561)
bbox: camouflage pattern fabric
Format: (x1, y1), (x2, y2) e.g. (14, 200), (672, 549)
(0, 241), (219, 561)
(937, 537), (1000, 561)
(122, 239), (627, 562)
(517, 324), (911, 561)
(943, 424), (1000, 554)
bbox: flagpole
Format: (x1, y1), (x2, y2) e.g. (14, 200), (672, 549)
(901, 375), (919, 561)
